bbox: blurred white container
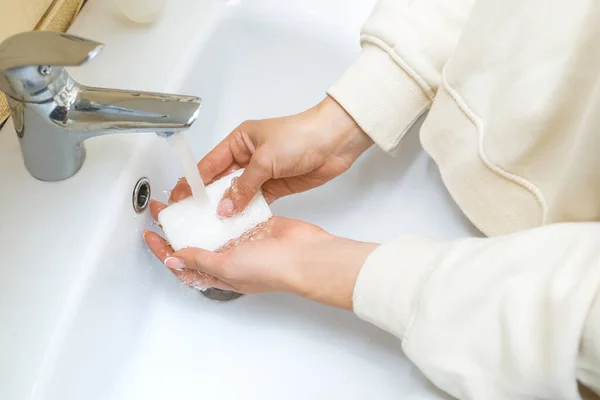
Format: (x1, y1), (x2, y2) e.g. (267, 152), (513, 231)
(115, 0), (166, 24)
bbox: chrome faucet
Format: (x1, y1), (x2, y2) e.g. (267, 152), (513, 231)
(0, 31), (201, 181)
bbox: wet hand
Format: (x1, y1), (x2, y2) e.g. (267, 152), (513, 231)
(143, 200), (378, 310)
(168, 96), (373, 216)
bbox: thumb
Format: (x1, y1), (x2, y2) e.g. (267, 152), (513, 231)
(166, 247), (225, 277)
(217, 152), (271, 217)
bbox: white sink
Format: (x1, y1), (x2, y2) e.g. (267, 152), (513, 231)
(0, 1), (478, 399)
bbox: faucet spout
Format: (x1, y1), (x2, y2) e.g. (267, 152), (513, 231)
(13, 81), (203, 181)
(0, 31), (204, 181)
(58, 87), (202, 140)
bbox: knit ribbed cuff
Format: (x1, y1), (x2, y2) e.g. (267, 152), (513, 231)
(327, 44), (431, 153)
(353, 235), (447, 339)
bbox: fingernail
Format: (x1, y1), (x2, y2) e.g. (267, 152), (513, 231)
(217, 197), (235, 217)
(263, 192), (276, 204)
(164, 257), (185, 270)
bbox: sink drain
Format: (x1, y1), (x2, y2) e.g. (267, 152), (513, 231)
(133, 177), (151, 213)
(201, 288), (244, 301)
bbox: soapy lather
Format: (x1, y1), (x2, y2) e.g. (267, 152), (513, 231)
(158, 169), (273, 252)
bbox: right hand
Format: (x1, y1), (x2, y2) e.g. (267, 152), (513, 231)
(169, 96), (373, 216)
(145, 200), (378, 310)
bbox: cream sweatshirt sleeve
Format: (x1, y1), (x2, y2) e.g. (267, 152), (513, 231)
(327, 0), (473, 152)
(354, 222), (600, 399)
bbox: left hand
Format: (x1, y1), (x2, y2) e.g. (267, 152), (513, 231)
(143, 200), (378, 310)
(167, 97), (373, 216)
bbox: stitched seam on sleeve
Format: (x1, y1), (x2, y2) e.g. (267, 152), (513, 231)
(400, 245), (451, 351)
(440, 68), (548, 222)
(360, 34), (436, 100)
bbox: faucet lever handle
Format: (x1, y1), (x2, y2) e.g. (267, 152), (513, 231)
(0, 31), (103, 101)
(0, 31), (103, 72)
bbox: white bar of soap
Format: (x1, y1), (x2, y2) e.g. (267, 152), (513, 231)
(158, 169), (273, 251)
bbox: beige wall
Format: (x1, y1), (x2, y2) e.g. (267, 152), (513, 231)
(0, 0), (56, 40)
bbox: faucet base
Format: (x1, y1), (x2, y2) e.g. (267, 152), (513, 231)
(14, 99), (87, 181)
(21, 138), (86, 182)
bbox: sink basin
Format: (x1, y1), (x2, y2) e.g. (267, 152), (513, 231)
(0, 0), (479, 399)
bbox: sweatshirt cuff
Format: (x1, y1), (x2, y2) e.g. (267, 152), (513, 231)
(327, 44), (431, 153)
(353, 235), (447, 339)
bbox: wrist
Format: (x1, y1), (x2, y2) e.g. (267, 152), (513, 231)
(289, 236), (379, 311)
(317, 96), (373, 158)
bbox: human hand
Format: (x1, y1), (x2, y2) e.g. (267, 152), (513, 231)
(143, 200), (378, 310)
(169, 96), (373, 216)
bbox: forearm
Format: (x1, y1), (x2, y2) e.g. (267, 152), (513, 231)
(578, 288), (600, 394)
(351, 223), (600, 399)
(287, 235), (379, 311)
(328, 0), (474, 152)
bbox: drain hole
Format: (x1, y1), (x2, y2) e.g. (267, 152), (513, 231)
(133, 178), (151, 213)
(201, 288), (244, 301)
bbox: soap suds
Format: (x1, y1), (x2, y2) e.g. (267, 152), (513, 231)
(158, 169), (273, 252)
(171, 268), (209, 291)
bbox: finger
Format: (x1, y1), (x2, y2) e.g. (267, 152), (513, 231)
(261, 177), (308, 204)
(196, 136), (237, 184)
(172, 268), (198, 286)
(170, 269), (218, 290)
(149, 200), (167, 221)
(261, 166), (337, 203)
(169, 178), (192, 204)
(260, 180), (292, 204)
(212, 163), (242, 182)
(170, 127), (253, 204)
(261, 190), (277, 205)
(199, 122), (258, 184)
(167, 247), (225, 278)
(169, 162), (245, 204)
(144, 231), (235, 291)
(217, 152), (271, 217)
(171, 262), (237, 291)
(210, 280), (237, 291)
(143, 230), (173, 262)
(195, 274), (236, 291)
